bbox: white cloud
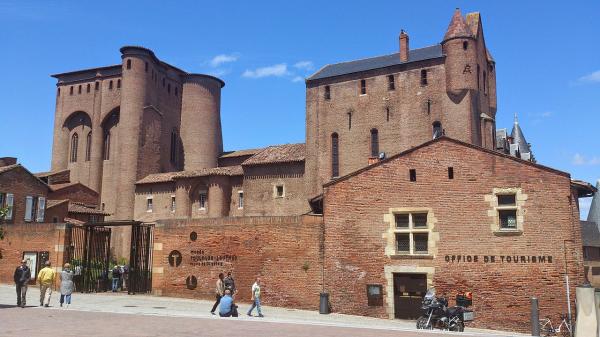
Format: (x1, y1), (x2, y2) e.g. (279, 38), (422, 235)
(539, 111), (552, 118)
(576, 70), (600, 84)
(292, 76), (304, 83)
(572, 153), (600, 166)
(209, 54), (239, 67)
(294, 61), (314, 71)
(242, 64), (290, 79)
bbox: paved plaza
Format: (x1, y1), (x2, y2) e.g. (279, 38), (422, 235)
(0, 285), (525, 337)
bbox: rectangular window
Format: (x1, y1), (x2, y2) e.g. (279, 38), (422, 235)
(498, 194), (516, 206)
(109, 81), (113, 90)
(388, 75), (395, 90)
(95, 82), (99, 90)
(24, 196), (34, 222)
(395, 214), (409, 228)
(499, 209), (517, 229)
(199, 192), (207, 210)
(448, 167), (454, 179)
(409, 169), (416, 182)
(146, 197), (153, 212)
(396, 233), (410, 253)
(171, 196), (176, 213)
(360, 79), (366, 95)
(275, 185), (284, 198)
(421, 69), (428, 86)
(413, 233), (428, 254)
(238, 191), (244, 209)
(70, 86), (73, 95)
(366, 284), (383, 306)
(593, 267), (600, 275)
(78, 85), (82, 94)
(145, 62), (148, 72)
(5, 193), (13, 220)
(36, 197), (46, 222)
(412, 213), (427, 228)
(86, 83), (90, 93)
(324, 85), (330, 100)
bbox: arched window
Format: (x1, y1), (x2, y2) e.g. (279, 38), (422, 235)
(126, 59), (132, 69)
(463, 41), (468, 50)
(370, 129), (379, 157)
(109, 81), (113, 90)
(117, 79), (121, 88)
(85, 132), (92, 161)
(331, 133), (339, 178)
(86, 83), (90, 93)
(103, 131), (111, 160)
(170, 129), (177, 164)
(432, 121), (443, 139)
(70, 133), (79, 162)
(57, 88), (60, 96)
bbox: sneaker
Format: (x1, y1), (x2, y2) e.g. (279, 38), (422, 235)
(247, 313), (252, 317)
(44, 304), (49, 307)
(60, 303), (63, 307)
(258, 314), (264, 318)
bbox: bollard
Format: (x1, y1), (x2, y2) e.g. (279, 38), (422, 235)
(531, 297), (540, 336)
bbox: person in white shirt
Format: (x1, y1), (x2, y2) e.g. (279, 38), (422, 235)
(247, 277), (264, 317)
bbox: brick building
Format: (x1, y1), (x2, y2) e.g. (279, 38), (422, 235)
(16, 8), (593, 332)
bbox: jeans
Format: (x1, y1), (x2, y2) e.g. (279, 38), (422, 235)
(210, 294), (221, 313)
(247, 298), (262, 316)
(40, 284), (52, 305)
(60, 294), (72, 305)
(16, 283), (27, 306)
(112, 278), (119, 291)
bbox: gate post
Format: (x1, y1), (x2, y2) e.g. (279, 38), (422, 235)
(531, 297), (540, 336)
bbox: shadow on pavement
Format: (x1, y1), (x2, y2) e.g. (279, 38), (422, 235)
(0, 304), (39, 309)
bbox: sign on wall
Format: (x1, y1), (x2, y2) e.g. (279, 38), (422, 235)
(445, 255), (554, 264)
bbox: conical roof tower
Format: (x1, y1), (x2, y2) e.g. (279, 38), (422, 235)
(511, 113), (531, 154)
(588, 180), (600, 227)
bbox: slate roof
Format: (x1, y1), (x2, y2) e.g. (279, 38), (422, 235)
(588, 180), (600, 225)
(242, 143), (305, 166)
(220, 148), (264, 158)
(307, 45), (443, 81)
(135, 166), (244, 184)
(582, 220), (600, 247)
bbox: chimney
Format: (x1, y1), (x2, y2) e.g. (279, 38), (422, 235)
(0, 157), (16, 167)
(399, 30), (409, 62)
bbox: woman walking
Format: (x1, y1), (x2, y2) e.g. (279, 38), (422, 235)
(59, 263), (74, 308)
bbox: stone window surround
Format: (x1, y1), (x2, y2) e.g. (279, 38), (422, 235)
(170, 195), (176, 213)
(485, 187), (527, 236)
(273, 184), (285, 199)
(238, 190), (244, 209)
(383, 207), (439, 259)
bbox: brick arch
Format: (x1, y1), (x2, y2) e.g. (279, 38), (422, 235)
(101, 106), (120, 161)
(63, 110), (92, 131)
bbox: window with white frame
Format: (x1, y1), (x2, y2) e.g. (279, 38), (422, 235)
(238, 191), (244, 209)
(170, 195), (176, 213)
(0, 192), (14, 220)
(275, 185), (284, 198)
(24, 196), (37, 222)
(199, 191), (207, 210)
(393, 212), (429, 255)
(497, 193), (517, 229)
(146, 197), (153, 212)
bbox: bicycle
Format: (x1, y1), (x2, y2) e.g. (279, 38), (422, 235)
(538, 314), (572, 337)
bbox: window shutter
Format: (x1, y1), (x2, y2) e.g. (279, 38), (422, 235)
(36, 197), (46, 222)
(24, 196), (33, 221)
(5, 193), (13, 219)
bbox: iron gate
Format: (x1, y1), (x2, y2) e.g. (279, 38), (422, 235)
(63, 224), (111, 293)
(128, 223), (153, 294)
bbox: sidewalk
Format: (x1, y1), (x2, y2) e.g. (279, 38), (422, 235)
(0, 284), (524, 336)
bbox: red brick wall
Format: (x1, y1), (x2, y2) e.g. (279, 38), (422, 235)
(153, 215), (323, 309)
(0, 223), (66, 285)
(49, 184), (99, 205)
(322, 139), (583, 332)
(0, 166), (49, 224)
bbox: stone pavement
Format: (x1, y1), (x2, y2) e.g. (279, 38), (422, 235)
(0, 284), (525, 337)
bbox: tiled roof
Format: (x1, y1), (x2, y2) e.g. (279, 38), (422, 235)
(47, 199), (69, 208)
(49, 182), (78, 191)
(34, 169), (69, 178)
(443, 8), (472, 42)
(242, 143), (305, 166)
(0, 164), (20, 174)
(582, 221), (600, 247)
(68, 202), (111, 216)
(307, 45), (443, 81)
(220, 148), (265, 158)
(135, 166), (244, 184)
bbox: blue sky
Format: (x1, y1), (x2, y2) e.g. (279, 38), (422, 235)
(0, 1), (598, 217)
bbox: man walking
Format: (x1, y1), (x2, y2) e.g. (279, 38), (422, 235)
(111, 265), (121, 292)
(247, 277), (264, 317)
(37, 261), (56, 307)
(14, 259), (31, 308)
(224, 271), (236, 294)
(210, 273), (225, 315)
